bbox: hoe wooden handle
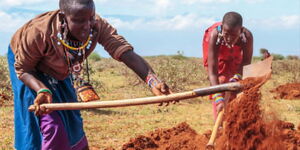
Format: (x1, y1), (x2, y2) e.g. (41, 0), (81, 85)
(28, 82), (242, 112)
(206, 110), (224, 149)
(28, 91), (196, 111)
(206, 91), (232, 149)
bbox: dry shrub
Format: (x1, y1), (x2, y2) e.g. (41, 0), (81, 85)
(272, 59), (300, 82)
(0, 56), (13, 105)
(115, 56), (209, 92)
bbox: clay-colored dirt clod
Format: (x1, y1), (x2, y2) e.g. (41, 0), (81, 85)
(271, 83), (300, 100)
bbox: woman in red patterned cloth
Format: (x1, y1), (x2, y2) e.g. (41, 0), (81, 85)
(202, 12), (253, 121)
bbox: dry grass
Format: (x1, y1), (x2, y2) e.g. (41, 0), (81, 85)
(0, 56), (299, 149)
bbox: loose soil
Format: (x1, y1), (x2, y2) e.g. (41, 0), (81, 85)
(271, 83), (300, 100)
(121, 76), (300, 150)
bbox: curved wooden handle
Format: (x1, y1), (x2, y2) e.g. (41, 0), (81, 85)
(28, 82), (242, 112)
(28, 91), (196, 112)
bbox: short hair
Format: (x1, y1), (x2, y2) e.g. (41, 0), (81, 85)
(222, 12), (243, 28)
(59, 0), (95, 14)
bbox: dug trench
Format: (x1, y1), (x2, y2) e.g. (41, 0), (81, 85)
(119, 76), (300, 150)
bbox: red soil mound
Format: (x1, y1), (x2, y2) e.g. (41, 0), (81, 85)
(121, 76), (300, 150)
(122, 122), (208, 150)
(270, 83), (300, 99)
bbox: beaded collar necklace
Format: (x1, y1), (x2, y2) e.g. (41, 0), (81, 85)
(57, 29), (93, 55)
(59, 36), (91, 51)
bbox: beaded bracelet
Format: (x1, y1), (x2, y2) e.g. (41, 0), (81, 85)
(212, 93), (224, 104)
(37, 88), (52, 95)
(229, 73), (242, 82)
(145, 73), (161, 88)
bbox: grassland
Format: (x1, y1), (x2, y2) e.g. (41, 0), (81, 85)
(0, 55), (300, 149)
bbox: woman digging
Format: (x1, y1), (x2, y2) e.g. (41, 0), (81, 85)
(202, 12), (254, 120)
(7, 0), (171, 149)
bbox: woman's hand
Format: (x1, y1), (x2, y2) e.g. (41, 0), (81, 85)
(151, 82), (172, 96)
(34, 90), (52, 116)
(19, 72), (53, 115)
(151, 82), (177, 106)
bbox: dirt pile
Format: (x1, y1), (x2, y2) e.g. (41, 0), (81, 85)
(122, 122), (208, 150)
(270, 83), (300, 99)
(121, 76), (300, 150)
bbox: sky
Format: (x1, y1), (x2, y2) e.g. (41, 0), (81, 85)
(0, 0), (299, 58)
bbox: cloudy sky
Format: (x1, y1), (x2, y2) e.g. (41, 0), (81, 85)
(0, 0), (299, 57)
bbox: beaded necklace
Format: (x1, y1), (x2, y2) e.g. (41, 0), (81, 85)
(57, 28), (93, 87)
(215, 25), (246, 49)
(58, 34), (92, 51)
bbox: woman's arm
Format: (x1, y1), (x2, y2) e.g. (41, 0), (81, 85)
(239, 28), (253, 75)
(19, 72), (48, 92)
(19, 72), (52, 116)
(207, 29), (220, 86)
(119, 50), (152, 80)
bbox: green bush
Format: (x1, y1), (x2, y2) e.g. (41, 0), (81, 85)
(259, 48), (269, 54)
(89, 52), (101, 61)
(272, 53), (285, 60)
(252, 56), (262, 62)
(286, 55), (299, 60)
